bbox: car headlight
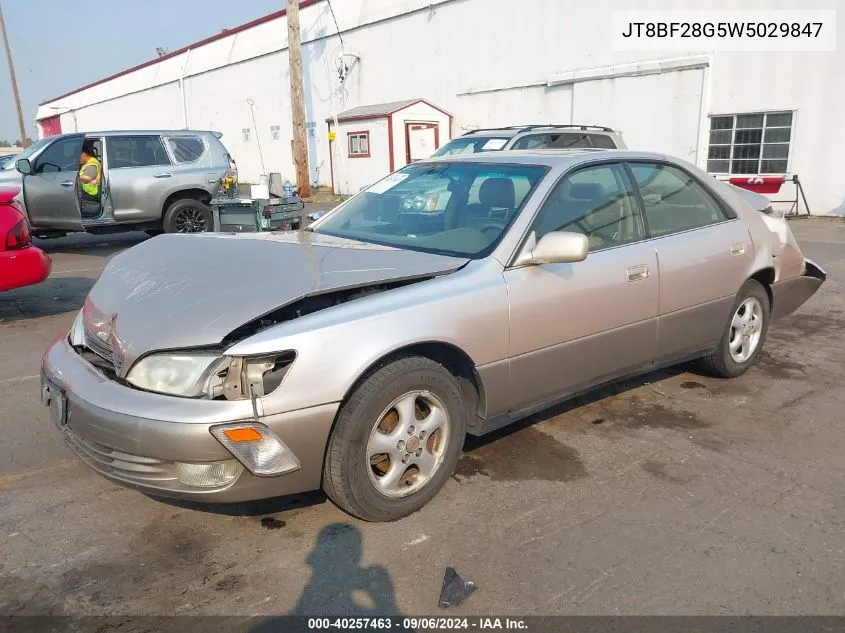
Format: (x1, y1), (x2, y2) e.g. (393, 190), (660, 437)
(126, 353), (228, 397)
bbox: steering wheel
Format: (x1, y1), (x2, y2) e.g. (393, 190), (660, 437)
(478, 222), (506, 240)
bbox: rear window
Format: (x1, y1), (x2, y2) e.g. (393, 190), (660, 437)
(165, 136), (206, 163)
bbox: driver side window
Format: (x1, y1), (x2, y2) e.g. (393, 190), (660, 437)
(34, 137), (84, 174)
(531, 163), (645, 252)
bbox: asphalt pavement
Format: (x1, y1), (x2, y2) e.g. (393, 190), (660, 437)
(1, 217), (844, 617)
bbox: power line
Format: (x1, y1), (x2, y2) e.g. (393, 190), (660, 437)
(0, 2), (28, 146)
(325, 0), (344, 48)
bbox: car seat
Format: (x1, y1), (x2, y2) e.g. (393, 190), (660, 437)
(461, 177), (516, 232)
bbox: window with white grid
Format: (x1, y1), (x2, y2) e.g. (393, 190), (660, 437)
(348, 132), (370, 157)
(707, 111), (793, 175)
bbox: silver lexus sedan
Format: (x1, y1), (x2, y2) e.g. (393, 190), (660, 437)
(41, 150), (826, 522)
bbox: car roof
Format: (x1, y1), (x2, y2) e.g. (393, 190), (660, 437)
(416, 148), (669, 168)
(461, 125), (618, 138)
(461, 129), (520, 137)
(48, 130), (220, 138)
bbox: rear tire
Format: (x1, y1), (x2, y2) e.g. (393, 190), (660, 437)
(699, 279), (770, 378)
(322, 356), (467, 522)
(162, 199), (213, 234)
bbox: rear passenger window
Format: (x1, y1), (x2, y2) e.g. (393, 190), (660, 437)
(107, 136), (170, 169)
(547, 133), (590, 149)
(512, 135), (549, 150)
(165, 136), (206, 163)
(588, 134), (617, 149)
(512, 133), (592, 150)
(629, 163), (727, 237)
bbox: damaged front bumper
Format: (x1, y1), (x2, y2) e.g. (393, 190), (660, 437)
(771, 258), (827, 322)
(40, 335), (337, 503)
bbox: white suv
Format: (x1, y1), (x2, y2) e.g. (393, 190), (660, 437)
(431, 124), (627, 157)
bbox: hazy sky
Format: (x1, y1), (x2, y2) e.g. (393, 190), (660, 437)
(0, 0), (284, 142)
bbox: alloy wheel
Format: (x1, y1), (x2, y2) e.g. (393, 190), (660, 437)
(729, 297), (764, 363)
(366, 390), (451, 499)
(173, 207), (208, 233)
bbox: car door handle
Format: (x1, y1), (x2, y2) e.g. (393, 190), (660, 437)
(730, 242), (746, 256)
(153, 172), (173, 179)
(60, 181), (74, 187)
(626, 265), (650, 282)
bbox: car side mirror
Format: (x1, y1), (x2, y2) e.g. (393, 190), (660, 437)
(517, 231), (589, 266)
(16, 158), (32, 175)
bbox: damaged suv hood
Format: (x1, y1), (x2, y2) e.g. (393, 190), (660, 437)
(83, 231), (469, 368)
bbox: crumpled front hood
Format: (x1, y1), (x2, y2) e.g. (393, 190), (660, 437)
(83, 231), (468, 370)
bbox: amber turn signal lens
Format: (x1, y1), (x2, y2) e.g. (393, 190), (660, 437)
(223, 427), (263, 442)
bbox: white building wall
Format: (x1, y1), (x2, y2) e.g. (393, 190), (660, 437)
(706, 50), (845, 215)
(36, 0), (844, 215)
(331, 118), (391, 195)
(63, 84), (183, 132)
(186, 54), (294, 185)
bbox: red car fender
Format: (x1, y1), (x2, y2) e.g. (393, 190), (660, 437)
(0, 187), (53, 292)
(0, 246), (52, 292)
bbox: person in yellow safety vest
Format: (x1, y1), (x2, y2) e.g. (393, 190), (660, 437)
(78, 143), (102, 217)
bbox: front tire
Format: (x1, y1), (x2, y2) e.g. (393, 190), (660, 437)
(322, 356), (467, 522)
(699, 279), (770, 378)
(163, 199), (213, 234)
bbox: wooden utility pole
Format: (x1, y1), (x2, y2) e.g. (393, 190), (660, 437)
(0, 3), (27, 148)
(286, 0), (311, 198)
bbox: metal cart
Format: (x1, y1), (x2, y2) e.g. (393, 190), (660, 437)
(210, 196), (305, 233)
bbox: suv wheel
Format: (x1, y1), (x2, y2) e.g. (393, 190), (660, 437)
(163, 199), (213, 233)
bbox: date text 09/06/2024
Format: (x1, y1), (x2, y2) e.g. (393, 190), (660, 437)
(307, 617), (528, 630)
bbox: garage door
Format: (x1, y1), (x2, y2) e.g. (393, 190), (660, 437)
(571, 67), (706, 161)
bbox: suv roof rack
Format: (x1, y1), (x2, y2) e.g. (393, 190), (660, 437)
(463, 124), (616, 136)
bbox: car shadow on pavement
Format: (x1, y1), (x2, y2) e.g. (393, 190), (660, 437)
(0, 276), (95, 322)
(250, 523), (403, 629)
(463, 364), (693, 453)
(34, 232), (149, 257)
(146, 489), (328, 517)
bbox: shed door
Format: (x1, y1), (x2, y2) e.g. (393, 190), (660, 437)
(406, 123), (439, 163)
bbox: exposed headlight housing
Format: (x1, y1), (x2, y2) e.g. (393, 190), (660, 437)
(126, 353), (228, 397)
(69, 309), (85, 346)
(123, 351), (296, 400)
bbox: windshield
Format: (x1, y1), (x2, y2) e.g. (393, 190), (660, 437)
(311, 161), (548, 258)
(430, 136), (510, 157)
(1, 138), (50, 170)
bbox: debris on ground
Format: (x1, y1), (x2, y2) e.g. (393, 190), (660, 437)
(439, 566), (476, 608)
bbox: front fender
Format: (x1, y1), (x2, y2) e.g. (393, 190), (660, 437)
(225, 259), (510, 415)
